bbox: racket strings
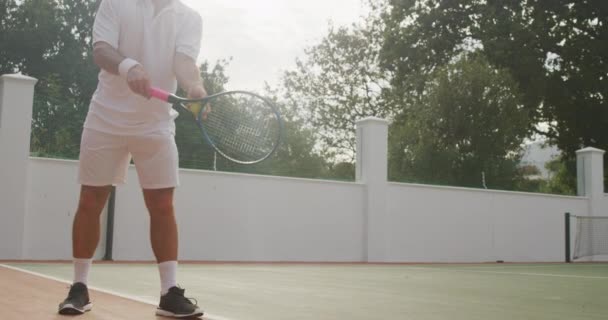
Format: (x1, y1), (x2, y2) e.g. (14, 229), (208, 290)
(201, 93), (279, 162)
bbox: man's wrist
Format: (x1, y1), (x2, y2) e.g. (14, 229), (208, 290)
(118, 58), (141, 78)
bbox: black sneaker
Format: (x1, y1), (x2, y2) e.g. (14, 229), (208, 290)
(58, 282), (93, 315)
(156, 286), (204, 318)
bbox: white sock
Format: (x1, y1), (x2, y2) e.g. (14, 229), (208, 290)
(158, 261), (178, 295)
(73, 258), (93, 285)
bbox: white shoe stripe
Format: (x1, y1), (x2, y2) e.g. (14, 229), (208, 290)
(156, 307), (204, 318)
(59, 302), (92, 313)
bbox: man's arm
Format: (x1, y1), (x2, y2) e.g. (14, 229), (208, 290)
(93, 41), (151, 98)
(174, 52), (207, 99)
(92, 41), (123, 75)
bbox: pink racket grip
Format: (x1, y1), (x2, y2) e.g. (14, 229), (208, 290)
(150, 87), (171, 102)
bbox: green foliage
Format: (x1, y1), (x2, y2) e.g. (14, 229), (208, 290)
(206, 86), (334, 179)
(281, 7), (395, 162)
(175, 59), (231, 170)
(327, 162), (355, 181)
(261, 90), (333, 179)
(540, 156), (577, 195)
(30, 74), (83, 159)
(175, 61), (334, 179)
(2, 1), (331, 180)
(381, 0), (608, 190)
(0, 0), (19, 74)
(388, 54), (531, 189)
(0, 0), (99, 159)
(5, 0), (604, 189)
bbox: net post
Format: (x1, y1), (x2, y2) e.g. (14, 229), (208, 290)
(103, 186), (117, 261)
(565, 212), (571, 263)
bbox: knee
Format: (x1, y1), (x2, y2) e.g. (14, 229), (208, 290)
(144, 188), (175, 217)
(146, 198), (174, 217)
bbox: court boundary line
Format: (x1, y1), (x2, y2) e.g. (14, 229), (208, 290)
(403, 266), (608, 279)
(3, 259), (607, 265)
(0, 264), (234, 320)
(457, 269), (608, 279)
(457, 264), (608, 269)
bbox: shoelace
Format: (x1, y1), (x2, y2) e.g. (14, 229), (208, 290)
(172, 286), (198, 306)
(67, 285), (86, 300)
(185, 296), (198, 306)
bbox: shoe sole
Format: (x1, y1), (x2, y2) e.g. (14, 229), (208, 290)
(58, 303), (93, 315)
(156, 308), (204, 318)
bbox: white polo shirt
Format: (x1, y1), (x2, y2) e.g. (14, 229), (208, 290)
(85, 0), (202, 135)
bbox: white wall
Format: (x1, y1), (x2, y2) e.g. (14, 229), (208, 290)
(112, 168), (366, 261)
(386, 183), (588, 262)
(2, 74), (607, 263)
(22, 158), (108, 260)
(21, 157), (366, 262)
(19, 157), (598, 263)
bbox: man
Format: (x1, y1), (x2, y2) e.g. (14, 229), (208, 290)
(58, 0), (206, 318)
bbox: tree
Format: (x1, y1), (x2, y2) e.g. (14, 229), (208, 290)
(381, 0), (608, 189)
(388, 54), (531, 189)
(282, 4), (395, 162)
(176, 60), (332, 179)
(175, 59), (233, 170)
(540, 156), (577, 195)
(0, 0), (100, 158)
(327, 162), (355, 181)
(0, 0), (19, 74)
(255, 99), (332, 179)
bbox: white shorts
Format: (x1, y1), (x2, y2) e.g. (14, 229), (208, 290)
(78, 128), (179, 189)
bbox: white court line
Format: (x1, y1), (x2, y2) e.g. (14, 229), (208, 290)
(0, 264), (235, 320)
(470, 264), (608, 268)
(403, 266), (608, 280)
(458, 269), (608, 279)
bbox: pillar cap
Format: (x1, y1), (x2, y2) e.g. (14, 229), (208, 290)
(356, 117), (389, 125)
(576, 147), (605, 155)
(0, 74), (38, 84)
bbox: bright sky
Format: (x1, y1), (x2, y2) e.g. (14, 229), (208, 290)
(181, 0), (367, 91)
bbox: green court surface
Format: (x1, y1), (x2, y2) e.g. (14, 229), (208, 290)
(8, 262), (608, 320)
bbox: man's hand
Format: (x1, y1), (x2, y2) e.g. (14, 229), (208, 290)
(187, 85), (210, 120)
(126, 65), (151, 99)
(187, 85), (207, 100)
(174, 52), (207, 117)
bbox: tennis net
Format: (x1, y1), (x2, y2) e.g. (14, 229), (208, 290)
(568, 214), (608, 261)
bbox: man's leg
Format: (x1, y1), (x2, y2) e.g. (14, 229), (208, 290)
(143, 188), (178, 290)
(72, 185), (113, 284)
(58, 185), (112, 315)
(73, 185), (113, 260)
(59, 128), (130, 315)
(143, 187), (203, 318)
(131, 132), (202, 318)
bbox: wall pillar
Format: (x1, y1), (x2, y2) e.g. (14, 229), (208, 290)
(0, 74), (38, 259)
(576, 147), (605, 216)
(356, 117), (389, 262)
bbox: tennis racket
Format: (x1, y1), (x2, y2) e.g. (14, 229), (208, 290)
(150, 87), (283, 165)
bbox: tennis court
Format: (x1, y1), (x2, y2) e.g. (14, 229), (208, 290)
(3, 75), (608, 319)
(2, 262), (607, 319)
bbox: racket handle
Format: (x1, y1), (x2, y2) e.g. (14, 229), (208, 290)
(150, 87), (171, 102)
